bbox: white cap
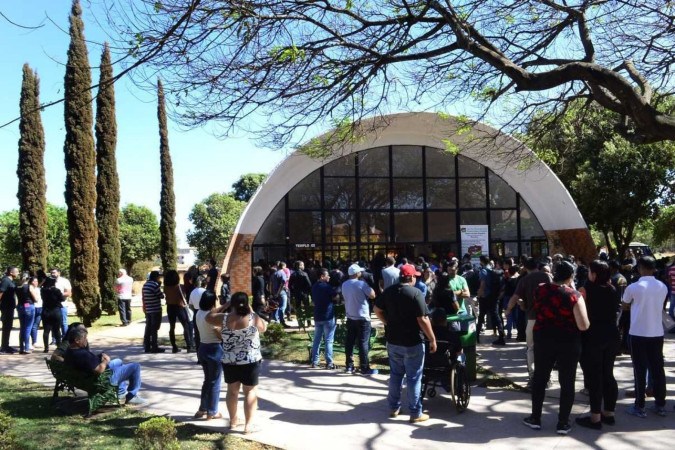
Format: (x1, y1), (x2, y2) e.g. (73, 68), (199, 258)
(347, 264), (363, 276)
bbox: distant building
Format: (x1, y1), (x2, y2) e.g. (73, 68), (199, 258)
(177, 247), (197, 267)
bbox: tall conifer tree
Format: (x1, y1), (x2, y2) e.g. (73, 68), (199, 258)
(157, 79), (177, 271)
(95, 43), (121, 315)
(17, 64), (48, 274)
(63, 0), (100, 325)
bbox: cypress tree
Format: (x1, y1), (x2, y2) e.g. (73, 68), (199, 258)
(157, 79), (177, 271)
(63, 0), (101, 325)
(17, 64), (48, 275)
(95, 43), (121, 316)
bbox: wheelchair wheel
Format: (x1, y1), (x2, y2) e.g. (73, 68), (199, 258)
(451, 363), (471, 413)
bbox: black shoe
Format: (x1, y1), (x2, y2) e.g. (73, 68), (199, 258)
(575, 416), (601, 430)
(150, 348), (166, 353)
(172, 347), (181, 353)
(282, 323), (291, 329)
(556, 422), (571, 435)
(601, 415), (616, 426)
(492, 338), (506, 346)
(523, 416), (541, 430)
(186, 347), (196, 353)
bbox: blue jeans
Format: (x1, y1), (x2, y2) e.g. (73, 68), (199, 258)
(198, 343), (223, 415)
(60, 306), (68, 337)
(31, 307), (42, 345)
(345, 318), (371, 371)
(108, 358), (142, 398)
(17, 304), (35, 352)
(274, 291), (288, 324)
(311, 318), (336, 366)
(386, 342), (425, 418)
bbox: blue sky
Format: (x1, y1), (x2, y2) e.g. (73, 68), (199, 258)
(0, 1), (287, 244)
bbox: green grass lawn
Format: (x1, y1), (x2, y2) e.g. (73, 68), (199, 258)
(0, 375), (276, 450)
(262, 328), (391, 373)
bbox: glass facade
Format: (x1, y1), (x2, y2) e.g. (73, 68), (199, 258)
(253, 146), (547, 263)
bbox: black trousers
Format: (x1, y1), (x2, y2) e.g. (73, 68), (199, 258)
(0, 308), (14, 349)
(629, 335), (666, 408)
(582, 332), (619, 413)
(476, 296), (504, 338)
(42, 308), (62, 349)
(345, 318), (371, 371)
(167, 304), (195, 349)
(532, 336), (581, 424)
(118, 299), (132, 325)
(144, 312), (162, 350)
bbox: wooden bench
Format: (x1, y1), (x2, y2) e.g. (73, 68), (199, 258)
(307, 324), (378, 363)
(45, 358), (121, 417)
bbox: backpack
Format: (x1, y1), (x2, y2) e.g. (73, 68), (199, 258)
(487, 268), (504, 300)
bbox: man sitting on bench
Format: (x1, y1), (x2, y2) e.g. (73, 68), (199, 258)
(64, 327), (148, 406)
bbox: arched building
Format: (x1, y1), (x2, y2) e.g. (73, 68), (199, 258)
(222, 113), (595, 294)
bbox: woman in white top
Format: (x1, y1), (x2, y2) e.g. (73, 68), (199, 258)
(207, 291), (266, 433)
(194, 291), (224, 420)
(29, 276), (43, 349)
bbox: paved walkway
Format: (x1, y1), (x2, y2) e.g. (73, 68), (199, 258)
(1, 319), (674, 449)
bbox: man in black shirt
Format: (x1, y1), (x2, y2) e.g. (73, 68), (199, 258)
(65, 327), (148, 405)
(206, 259), (219, 292)
(0, 267), (19, 353)
(375, 264), (436, 424)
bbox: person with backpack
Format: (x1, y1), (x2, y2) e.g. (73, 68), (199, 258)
(476, 255), (506, 345)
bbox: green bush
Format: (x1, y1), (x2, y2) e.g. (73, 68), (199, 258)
(134, 416), (179, 450)
(263, 322), (288, 345)
(0, 410), (16, 450)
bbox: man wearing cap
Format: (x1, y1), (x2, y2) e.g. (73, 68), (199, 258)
(375, 264), (437, 423)
(342, 263), (377, 375)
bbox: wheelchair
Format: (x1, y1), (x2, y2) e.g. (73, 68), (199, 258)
(421, 340), (471, 413)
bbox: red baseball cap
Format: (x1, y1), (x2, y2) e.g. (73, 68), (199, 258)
(400, 264), (421, 277)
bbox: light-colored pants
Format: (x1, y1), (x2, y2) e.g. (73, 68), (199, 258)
(526, 319), (535, 377)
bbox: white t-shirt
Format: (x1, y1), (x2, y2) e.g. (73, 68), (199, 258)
(381, 266), (400, 290)
(196, 309), (221, 344)
(189, 287), (206, 310)
(622, 276), (668, 337)
(115, 275), (134, 300)
(55, 277), (72, 297)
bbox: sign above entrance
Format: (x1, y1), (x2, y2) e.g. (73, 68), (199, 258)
(295, 243), (316, 248)
(460, 225), (489, 266)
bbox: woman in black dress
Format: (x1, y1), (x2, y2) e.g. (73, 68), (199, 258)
(41, 276), (64, 352)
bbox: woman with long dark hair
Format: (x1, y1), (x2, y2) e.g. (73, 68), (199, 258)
(523, 261), (589, 435)
(207, 291), (266, 433)
(17, 273), (35, 354)
(194, 291), (223, 420)
(575, 260), (620, 429)
(41, 276), (64, 352)
(163, 269), (195, 353)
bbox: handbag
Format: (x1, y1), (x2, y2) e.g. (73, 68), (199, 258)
(264, 297), (280, 314)
(179, 285), (194, 321)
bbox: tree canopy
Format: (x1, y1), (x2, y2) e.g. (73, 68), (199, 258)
(103, 0), (675, 149)
(119, 204), (160, 276)
(187, 193), (246, 263)
(527, 101), (675, 257)
(231, 173), (266, 202)
(0, 205), (70, 275)
(653, 206), (675, 248)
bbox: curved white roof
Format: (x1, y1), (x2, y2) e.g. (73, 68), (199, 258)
(234, 112), (586, 236)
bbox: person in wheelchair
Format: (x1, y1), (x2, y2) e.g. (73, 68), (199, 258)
(426, 308), (463, 370)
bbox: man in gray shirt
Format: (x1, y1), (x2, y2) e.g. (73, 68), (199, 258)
(343, 264), (377, 375)
(380, 256), (400, 291)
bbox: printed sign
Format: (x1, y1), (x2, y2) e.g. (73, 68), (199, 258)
(460, 224), (489, 266)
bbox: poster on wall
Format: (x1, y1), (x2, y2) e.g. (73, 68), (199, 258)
(460, 224), (489, 266)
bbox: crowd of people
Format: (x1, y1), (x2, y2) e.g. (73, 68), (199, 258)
(251, 249), (674, 432)
(1, 247), (673, 436)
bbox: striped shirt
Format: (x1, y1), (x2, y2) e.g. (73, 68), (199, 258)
(142, 280), (163, 314)
(669, 265), (675, 295)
